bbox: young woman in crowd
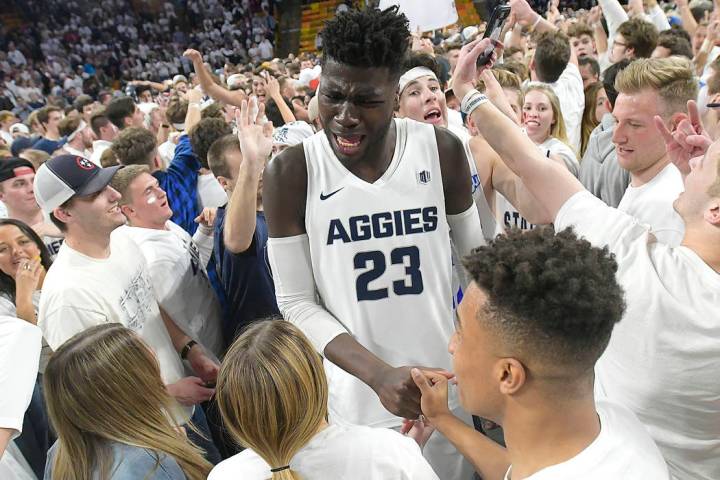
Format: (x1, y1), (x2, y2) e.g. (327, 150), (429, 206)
(43, 323), (212, 480)
(580, 81), (610, 156)
(212, 319), (439, 479)
(522, 83), (580, 176)
(0, 218), (52, 369)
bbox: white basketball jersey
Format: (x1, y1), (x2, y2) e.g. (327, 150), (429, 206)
(304, 118), (458, 428)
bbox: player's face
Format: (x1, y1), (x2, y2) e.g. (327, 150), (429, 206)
(123, 173), (172, 226)
(449, 283), (504, 422)
(674, 142), (720, 224)
(611, 90), (668, 175)
(318, 59), (398, 164)
(398, 76), (448, 128)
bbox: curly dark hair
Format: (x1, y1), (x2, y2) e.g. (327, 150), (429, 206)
(463, 227), (625, 375)
(188, 118), (232, 168)
(320, 6), (410, 76)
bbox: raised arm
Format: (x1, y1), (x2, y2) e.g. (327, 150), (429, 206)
(184, 49), (246, 108)
(454, 38), (584, 221)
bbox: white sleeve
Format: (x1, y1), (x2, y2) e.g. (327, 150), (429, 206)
(192, 228), (214, 268)
(267, 234), (348, 353)
(598, 0), (629, 43)
(447, 204), (485, 259)
(0, 316), (41, 437)
(554, 191), (650, 257)
(645, 6), (670, 32)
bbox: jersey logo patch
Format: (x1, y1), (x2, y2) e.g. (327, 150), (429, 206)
(417, 170), (431, 185)
(320, 187), (344, 200)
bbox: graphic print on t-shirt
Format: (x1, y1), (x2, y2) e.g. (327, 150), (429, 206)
(118, 269), (156, 331)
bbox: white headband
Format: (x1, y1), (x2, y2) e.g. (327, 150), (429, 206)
(398, 67), (438, 95)
(67, 120), (87, 142)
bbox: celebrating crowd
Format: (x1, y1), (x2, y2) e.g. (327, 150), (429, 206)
(0, 0), (718, 479)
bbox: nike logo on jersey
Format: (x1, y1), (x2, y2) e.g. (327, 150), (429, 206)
(320, 188), (344, 200)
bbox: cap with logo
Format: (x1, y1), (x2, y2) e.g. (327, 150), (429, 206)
(0, 158), (35, 183)
(33, 154), (121, 215)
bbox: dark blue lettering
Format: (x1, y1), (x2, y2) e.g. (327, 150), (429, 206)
(349, 215), (372, 241)
(403, 208), (423, 234)
(422, 206), (438, 232)
(372, 212), (394, 238)
(327, 219), (351, 245)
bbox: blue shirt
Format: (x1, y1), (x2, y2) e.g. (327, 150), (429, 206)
(213, 206), (279, 347)
(44, 441), (187, 479)
(32, 137), (66, 155)
(153, 135), (201, 236)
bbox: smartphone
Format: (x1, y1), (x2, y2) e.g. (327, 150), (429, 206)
(477, 4), (512, 67)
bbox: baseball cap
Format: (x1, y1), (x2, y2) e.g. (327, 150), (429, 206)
(0, 158), (35, 183)
(173, 75), (188, 85)
(10, 136), (35, 156)
(33, 154), (121, 215)
(9, 123), (29, 135)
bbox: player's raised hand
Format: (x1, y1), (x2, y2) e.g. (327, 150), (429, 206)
(370, 365), (454, 419)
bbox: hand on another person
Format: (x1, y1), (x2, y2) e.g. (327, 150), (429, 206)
(369, 365), (454, 419)
(167, 376), (215, 406)
(410, 368), (453, 423)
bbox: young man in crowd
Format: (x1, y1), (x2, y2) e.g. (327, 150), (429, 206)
(73, 94), (96, 123)
(612, 57), (693, 245)
(33, 154), (221, 462)
(207, 117), (279, 348)
(110, 164), (223, 359)
(31, 106), (65, 155)
(112, 88), (203, 234)
(89, 111), (118, 166)
(453, 36), (720, 480)
(578, 56), (600, 88)
(412, 228), (670, 479)
(57, 115), (94, 158)
(0, 158), (63, 257)
(568, 22), (597, 59)
(263, 8), (483, 478)
(579, 60), (631, 208)
(105, 95), (145, 131)
(611, 18), (659, 64)
(0, 111), (17, 146)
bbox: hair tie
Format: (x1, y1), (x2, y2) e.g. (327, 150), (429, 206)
(270, 465), (290, 473)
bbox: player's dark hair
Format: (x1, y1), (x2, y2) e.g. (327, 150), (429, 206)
(463, 228), (625, 376)
(320, 6), (410, 76)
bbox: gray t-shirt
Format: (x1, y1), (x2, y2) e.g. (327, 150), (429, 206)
(579, 114), (630, 208)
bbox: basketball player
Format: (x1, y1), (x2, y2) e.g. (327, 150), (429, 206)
(263, 7), (484, 478)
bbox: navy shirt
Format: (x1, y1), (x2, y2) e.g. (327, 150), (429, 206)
(214, 206), (279, 347)
(32, 137), (66, 155)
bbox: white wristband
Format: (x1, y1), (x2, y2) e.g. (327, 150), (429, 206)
(460, 89), (489, 116)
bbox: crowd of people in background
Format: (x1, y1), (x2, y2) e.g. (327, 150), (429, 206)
(0, 0), (718, 479)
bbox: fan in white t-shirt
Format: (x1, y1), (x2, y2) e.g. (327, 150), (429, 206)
(32, 154), (221, 426)
(0, 316), (41, 479)
(450, 38), (719, 480)
(111, 165), (223, 358)
(211, 320), (439, 480)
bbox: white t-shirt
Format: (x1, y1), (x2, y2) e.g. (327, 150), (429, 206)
(504, 400), (669, 480)
(549, 63), (584, 153)
(209, 423), (439, 480)
(0, 315), (41, 436)
(617, 163), (685, 246)
(37, 229), (191, 424)
(89, 139), (112, 166)
(540, 137), (579, 178)
(0, 291), (51, 372)
(197, 172), (228, 209)
(555, 191), (720, 480)
(120, 222), (223, 357)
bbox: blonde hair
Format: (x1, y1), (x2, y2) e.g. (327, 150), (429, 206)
(19, 149), (50, 170)
(477, 69), (524, 112)
(216, 319), (328, 480)
(109, 164), (150, 205)
(615, 57), (697, 118)
(581, 82), (604, 157)
(43, 324), (212, 480)
(523, 83), (569, 144)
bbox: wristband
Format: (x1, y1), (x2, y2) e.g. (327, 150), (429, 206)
(532, 14), (542, 29)
(180, 339), (198, 359)
(460, 89), (489, 116)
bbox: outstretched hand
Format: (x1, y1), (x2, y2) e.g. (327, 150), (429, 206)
(236, 97), (273, 175)
(654, 100), (712, 176)
(452, 37), (501, 102)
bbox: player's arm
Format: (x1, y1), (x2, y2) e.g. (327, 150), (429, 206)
(436, 127), (486, 255)
(454, 39), (584, 221)
(264, 145), (434, 419)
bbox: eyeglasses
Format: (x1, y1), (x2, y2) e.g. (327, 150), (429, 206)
(613, 41), (627, 48)
(707, 103), (720, 109)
